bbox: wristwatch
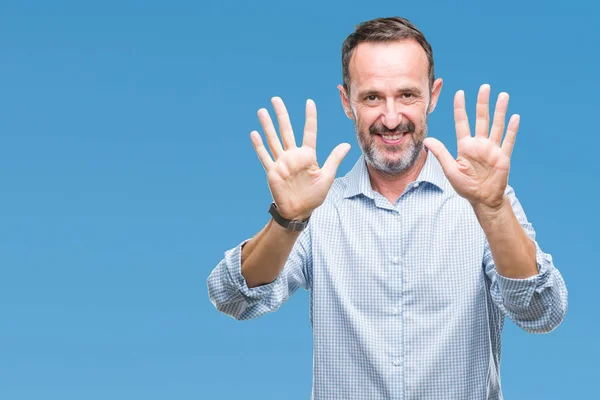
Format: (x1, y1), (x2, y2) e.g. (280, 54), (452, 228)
(268, 202), (310, 232)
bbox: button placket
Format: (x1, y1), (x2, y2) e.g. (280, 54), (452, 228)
(391, 257), (401, 316)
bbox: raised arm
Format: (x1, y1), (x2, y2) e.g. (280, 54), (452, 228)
(425, 84), (567, 332)
(242, 97), (350, 287)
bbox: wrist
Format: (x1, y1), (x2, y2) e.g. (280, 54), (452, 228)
(268, 202), (311, 232)
(471, 195), (511, 222)
(268, 218), (302, 236)
(279, 206), (313, 221)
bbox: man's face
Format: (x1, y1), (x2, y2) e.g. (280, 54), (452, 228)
(339, 40), (442, 175)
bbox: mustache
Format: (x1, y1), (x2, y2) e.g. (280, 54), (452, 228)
(369, 120), (415, 135)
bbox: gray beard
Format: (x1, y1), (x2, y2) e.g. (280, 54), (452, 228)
(355, 121), (427, 176)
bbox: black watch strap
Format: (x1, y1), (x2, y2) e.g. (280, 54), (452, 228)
(268, 202), (310, 232)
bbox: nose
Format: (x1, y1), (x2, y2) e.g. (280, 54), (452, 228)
(381, 98), (402, 130)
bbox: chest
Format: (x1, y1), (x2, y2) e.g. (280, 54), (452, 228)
(311, 194), (486, 313)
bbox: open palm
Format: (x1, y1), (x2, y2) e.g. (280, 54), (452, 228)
(424, 84), (520, 210)
(250, 97), (351, 221)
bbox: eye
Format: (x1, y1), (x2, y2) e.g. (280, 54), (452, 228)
(366, 95), (378, 102)
(402, 93), (414, 99)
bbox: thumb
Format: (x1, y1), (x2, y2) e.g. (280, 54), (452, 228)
(322, 143), (351, 179)
(423, 137), (456, 175)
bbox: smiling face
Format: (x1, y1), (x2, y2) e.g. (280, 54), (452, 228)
(339, 40), (443, 175)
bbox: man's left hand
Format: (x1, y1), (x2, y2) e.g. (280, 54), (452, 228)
(424, 84), (520, 211)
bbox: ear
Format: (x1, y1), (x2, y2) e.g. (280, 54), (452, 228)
(427, 78), (443, 114)
(337, 84), (354, 120)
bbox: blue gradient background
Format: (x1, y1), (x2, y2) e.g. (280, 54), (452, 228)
(0, 1), (598, 399)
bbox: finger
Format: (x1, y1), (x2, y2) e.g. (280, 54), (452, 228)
(423, 137), (457, 177)
(258, 108), (284, 160)
(272, 97), (297, 150)
(322, 143), (351, 179)
(475, 84), (491, 138)
(501, 114), (520, 158)
(454, 90), (471, 141)
(489, 92), (509, 145)
(250, 131), (274, 170)
(302, 99), (318, 149)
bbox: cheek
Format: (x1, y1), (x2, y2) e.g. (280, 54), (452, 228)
(354, 107), (380, 131)
(404, 106), (428, 128)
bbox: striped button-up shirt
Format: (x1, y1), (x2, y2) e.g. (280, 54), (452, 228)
(207, 150), (568, 399)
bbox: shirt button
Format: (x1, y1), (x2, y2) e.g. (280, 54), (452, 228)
(392, 257), (400, 264)
(392, 307), (399, 315)
(414, 183), (420, 188)
(393, 359), (401, 366)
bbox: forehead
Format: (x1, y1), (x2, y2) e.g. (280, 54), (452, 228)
(348, 40), (429, 92)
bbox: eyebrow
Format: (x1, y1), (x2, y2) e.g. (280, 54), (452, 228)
(357, 87), (424, 98)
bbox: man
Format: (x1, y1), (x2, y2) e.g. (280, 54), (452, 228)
(207, 17), (568, 400)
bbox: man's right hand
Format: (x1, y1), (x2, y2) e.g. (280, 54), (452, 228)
(250, 97), (351, 221)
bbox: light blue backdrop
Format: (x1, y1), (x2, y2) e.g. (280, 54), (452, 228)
(0, 1), (598, 399)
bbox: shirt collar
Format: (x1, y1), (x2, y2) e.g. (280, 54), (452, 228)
(342, 149), (448, 199)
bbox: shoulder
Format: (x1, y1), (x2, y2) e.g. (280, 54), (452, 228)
(327, 176), (349, 201)
(309, 173), (354, 224)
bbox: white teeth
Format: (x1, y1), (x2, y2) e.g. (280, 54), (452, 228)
(381, 134), (402, 140)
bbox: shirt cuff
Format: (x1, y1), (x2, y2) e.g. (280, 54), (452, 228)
(495, 251), (554, 309)
(225, 239), (282, 300)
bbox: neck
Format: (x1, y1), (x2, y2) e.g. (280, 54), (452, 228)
(366, 149), (428, 205)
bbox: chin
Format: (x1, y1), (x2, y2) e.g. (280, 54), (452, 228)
(368, 145), (423, 175)
(368, 157), (410, 175)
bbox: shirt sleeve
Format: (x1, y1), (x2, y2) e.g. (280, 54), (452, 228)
(207, 224), (312, 320)
(483, 185), (568, 334)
